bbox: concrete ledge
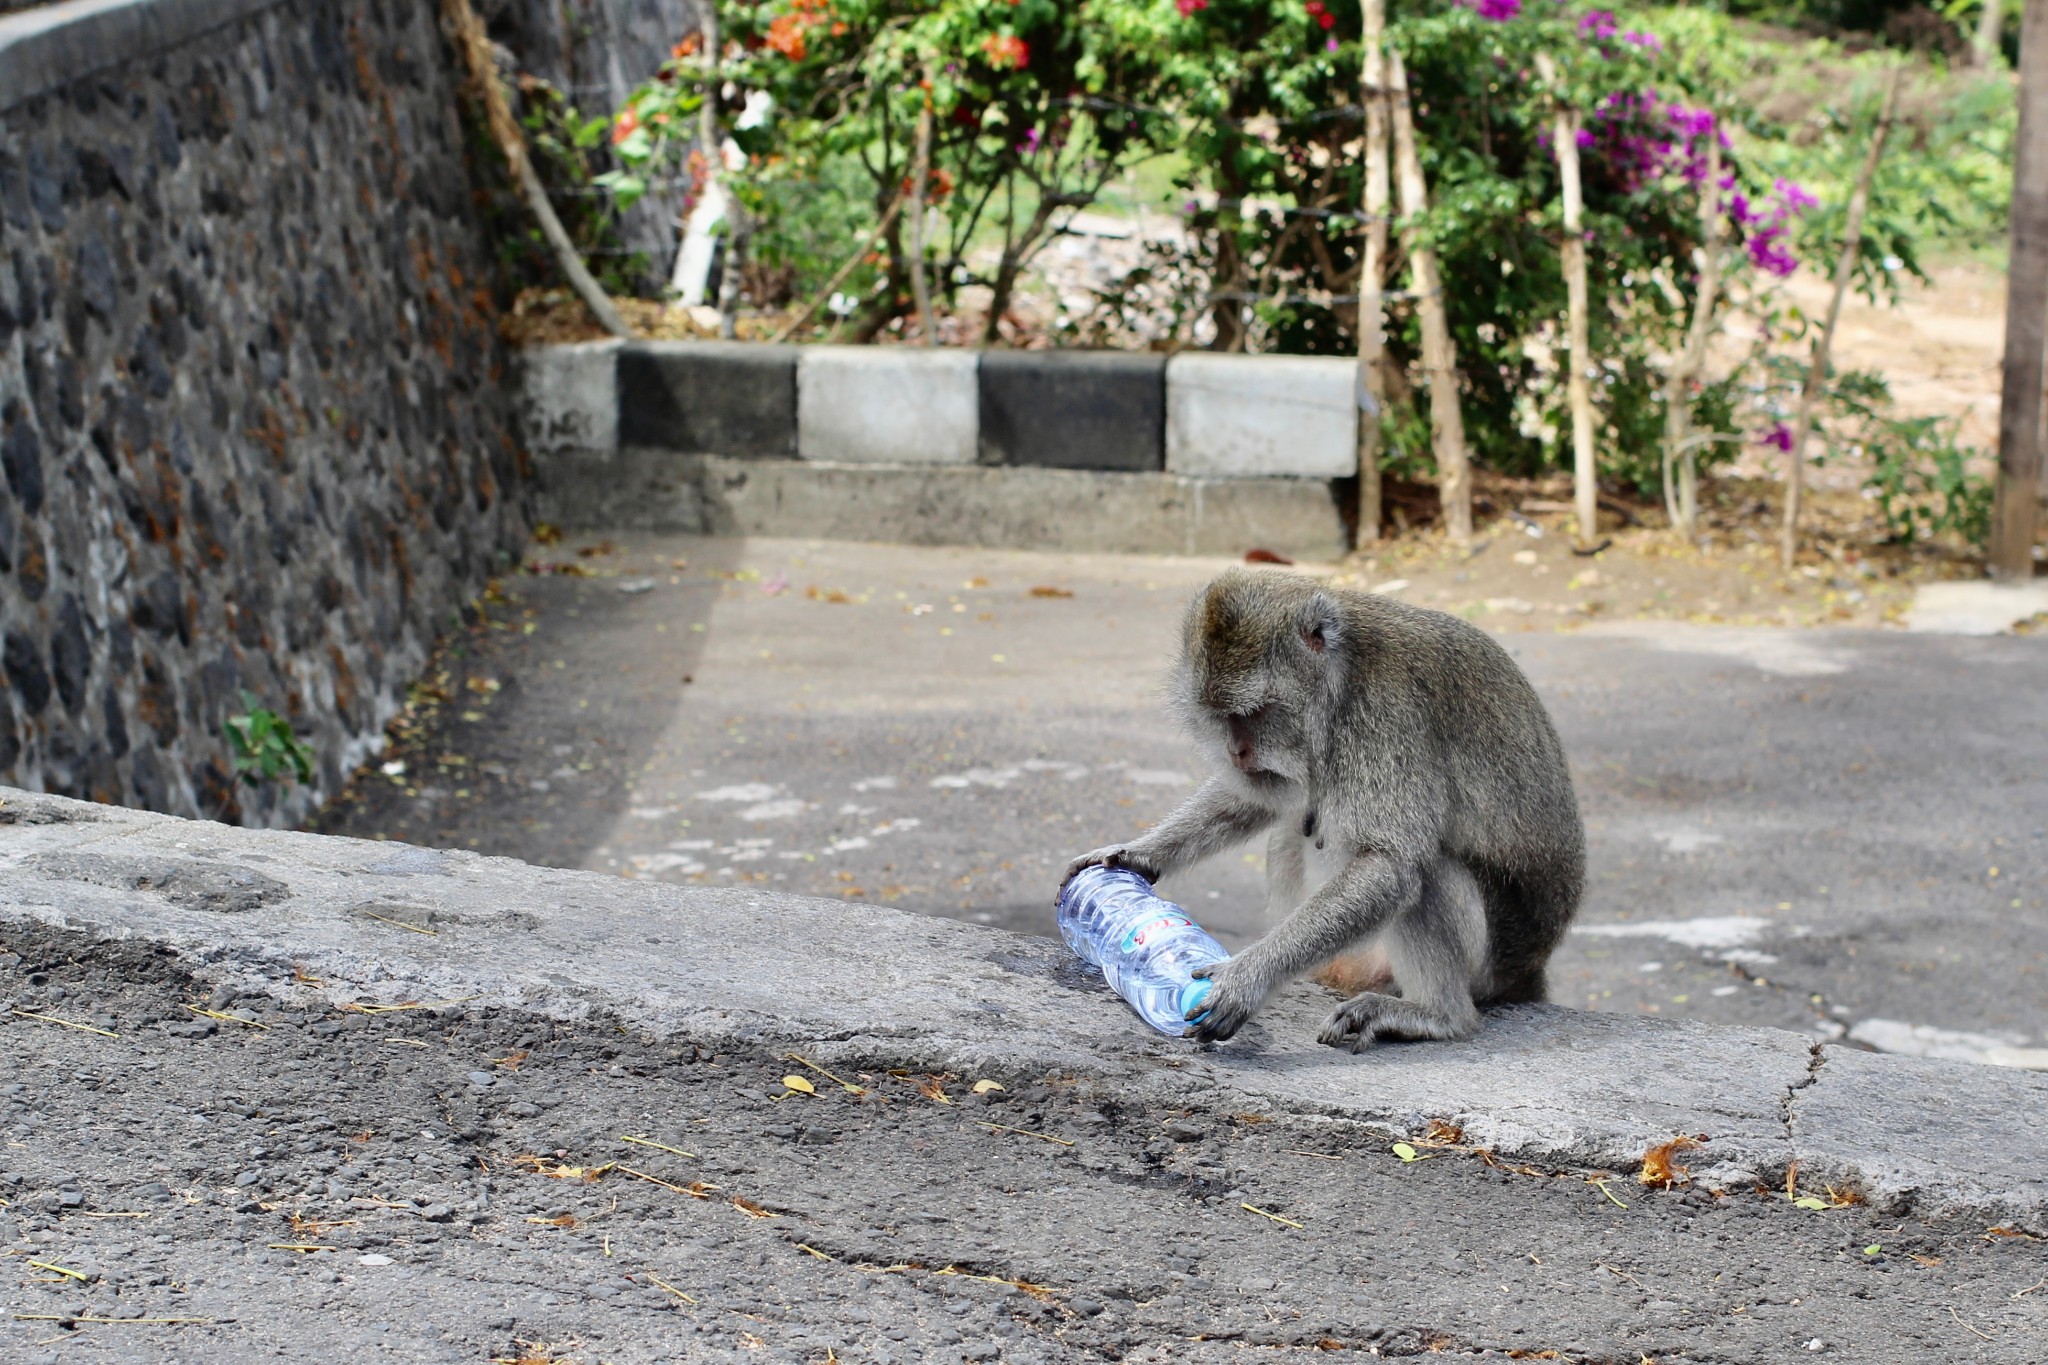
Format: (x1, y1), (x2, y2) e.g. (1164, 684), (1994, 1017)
(979, 350), (1165, 472)
(1167, 352), (1359, 479)
(516, 339), (621, 462)
(2, 785), (2042, 1230)
(0, 0), (284, 111)
(617, 340), (799, 459)
(798, 347), (979, 465)
(1905, 580), (2048, 634)
(535, 453), (1350, 559)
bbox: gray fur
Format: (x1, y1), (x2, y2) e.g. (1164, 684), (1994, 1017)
(1061, 568), (1585, 1048)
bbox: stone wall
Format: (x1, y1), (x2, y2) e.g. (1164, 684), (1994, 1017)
(0, 0), (527, 826)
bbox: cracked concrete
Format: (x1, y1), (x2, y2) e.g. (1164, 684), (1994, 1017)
(3, 787), (2044, 1237)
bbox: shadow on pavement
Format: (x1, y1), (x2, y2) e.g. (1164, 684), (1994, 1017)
(309, 534), (748, 869)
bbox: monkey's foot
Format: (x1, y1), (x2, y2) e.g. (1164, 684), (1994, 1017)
(1318, 992), (1477, 1051)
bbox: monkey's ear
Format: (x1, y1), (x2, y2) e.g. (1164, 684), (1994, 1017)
(1298, 593), (1341, 656)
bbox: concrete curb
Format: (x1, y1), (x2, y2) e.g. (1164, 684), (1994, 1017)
(533, 451), (1351, 559)
(522, 340), (1366, 554)
(2, 786), (2041, 1231)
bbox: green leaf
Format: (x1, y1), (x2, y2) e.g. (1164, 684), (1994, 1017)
(1391, 1142), (1419, 1163)
(1793, 1196), (1830, 1211)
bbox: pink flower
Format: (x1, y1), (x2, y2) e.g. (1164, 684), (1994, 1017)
(1176, 0), (1208, 14)
(1579, 10), (1619, 40)
(1774, 178), (1818, 214)
(1759, 423), (1794, 452)
(1747, 227), (1799, 277)
(1472, 0), (1522, 18)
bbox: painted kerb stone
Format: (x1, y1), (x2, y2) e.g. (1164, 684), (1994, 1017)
(797, 347), (979, 465)
(618, 341), (798, 458)
(1165, 353), (1360, 479)
(519, 340), (620, 461)
(977, 350), (1165, 472)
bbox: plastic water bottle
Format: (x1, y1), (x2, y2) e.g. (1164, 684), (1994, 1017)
(1056, 865), (1230, 1037)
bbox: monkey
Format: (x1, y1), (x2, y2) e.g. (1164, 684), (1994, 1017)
(1060, 567), (1584, 1050)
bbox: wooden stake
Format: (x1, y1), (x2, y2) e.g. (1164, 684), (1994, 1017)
(1782, 66), (1902, 570)
(1989, 0), (2048, 578)
(1538, 53), (1599, 546)
(1355, 0), (1392, 546)
(1388, 51), (1471, 544)
(908, 75), (937, 346)
(438, 0), (630, 339)
(1662, 132), (1724, 537)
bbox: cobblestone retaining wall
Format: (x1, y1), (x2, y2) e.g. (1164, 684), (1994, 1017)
(0, 0), (527, 826)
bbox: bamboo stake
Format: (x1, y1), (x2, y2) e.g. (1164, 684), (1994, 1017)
(1988, 0), (2048, 577)
(1355, 0), (1392, 546)
(1973, 0), (2006, 70)
(1662, 133), (1724, 536)
(1536, 54), (1599, 546)
(908, 74), (937, 346)
(1388, 50), (1471, 544)
(439, 0), (630, 339)
(768, 193), (907, 344)
(1782, 66), (1902, 570)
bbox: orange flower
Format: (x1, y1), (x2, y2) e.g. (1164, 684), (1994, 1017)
(767, 13), (808, 59)
(981, 33), (1029, 70)
(671, 32), (701, 60)
(612, 108), (640, 144)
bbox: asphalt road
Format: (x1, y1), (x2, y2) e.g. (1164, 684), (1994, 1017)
(3, 921), (2040, 1365)
(314, 534), (2048, 1069)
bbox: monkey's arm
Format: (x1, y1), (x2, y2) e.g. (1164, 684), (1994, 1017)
(1059, 777), (1276, 891)
(1186, 850), (1422, 1042)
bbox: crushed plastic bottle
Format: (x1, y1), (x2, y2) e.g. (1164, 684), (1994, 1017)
(1056, 865), (1230, 1036)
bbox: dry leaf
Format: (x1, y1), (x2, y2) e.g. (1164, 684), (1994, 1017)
(1638, 1136), (1700, 1188)
(730, 1197), (778, 1219)
(915, 1077), (953, 1104)
(511, 1154), (611, 1183)
(1425, 1119), (1465, 1145)
(971, 1079), (1004, 1095)
(524, 1214), (578, 1228)
(965, 577), (990, 588)
(1028, 585), (1074, 599)
(782, 1075), (816, 1095)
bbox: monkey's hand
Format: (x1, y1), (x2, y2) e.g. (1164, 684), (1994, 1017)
(1184, 957), (1274, 1044)
(1056, 845), (1163, 900)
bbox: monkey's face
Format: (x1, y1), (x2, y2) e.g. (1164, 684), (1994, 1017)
(1174, 570), (1339, 789)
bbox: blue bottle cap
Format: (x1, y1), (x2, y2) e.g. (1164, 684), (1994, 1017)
(1179, 977), (1213, 1025)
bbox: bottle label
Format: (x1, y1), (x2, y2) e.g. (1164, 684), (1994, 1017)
(1121, 914), (1193, 953)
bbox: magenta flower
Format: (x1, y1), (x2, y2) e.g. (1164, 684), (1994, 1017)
(1623, 31), (1662, 52)
(1472, 0), (1522, 20)
(1579, 10), (1619, 40)
(1747, 227), (1799, 277)
(1774, 178), (1818, 214)
(1758, 423), (1794, 452)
